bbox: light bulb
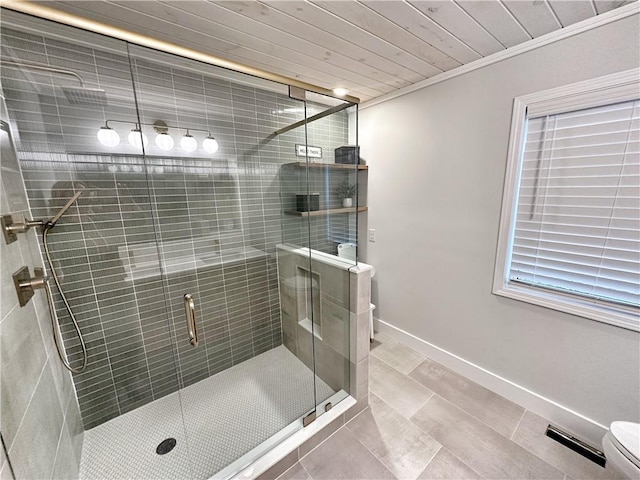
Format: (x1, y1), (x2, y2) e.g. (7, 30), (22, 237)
(155, 132), (174, 151)
(332, 87), (349, 97)
(202, 135), (219, 154)
(180, 133), (197, 153)
(128, 128), (148, 149)
(97, 126), (120, 147)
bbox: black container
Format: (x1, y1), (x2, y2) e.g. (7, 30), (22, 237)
(335, 146), (359, 165)
(296, 193), (320, 212)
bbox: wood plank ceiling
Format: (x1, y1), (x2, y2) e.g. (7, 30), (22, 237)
(30, 0), (637, 101)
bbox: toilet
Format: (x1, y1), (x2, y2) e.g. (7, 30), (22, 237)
(602, 421), (640, 478)
(337, 243), (376, 340)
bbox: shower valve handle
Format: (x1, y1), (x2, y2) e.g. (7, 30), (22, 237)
(1, 214), (45, 244)
(12, 266), (48, 307)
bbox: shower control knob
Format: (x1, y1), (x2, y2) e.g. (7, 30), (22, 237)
(1, 214), (45, 244)
(12, 266), (49, 307)
(24, 267), (49, 289)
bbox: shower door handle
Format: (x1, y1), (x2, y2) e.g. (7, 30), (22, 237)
(183, 293), (198, 347)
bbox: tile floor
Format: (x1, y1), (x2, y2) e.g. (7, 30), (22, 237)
(275, 333), (620, 480)
(79, 346), (334, 480)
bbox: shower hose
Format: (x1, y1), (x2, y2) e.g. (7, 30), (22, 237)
(42, 223), (88, 374)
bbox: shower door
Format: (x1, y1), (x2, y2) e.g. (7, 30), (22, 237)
(126, 45), (320, 478)
(2, 7), (351, 480)
(0, 11), (193, 480)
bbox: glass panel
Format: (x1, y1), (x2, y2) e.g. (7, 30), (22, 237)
(303, 95), (358, 417)
(0, 10), (190, 479)
(127, 44), (318, 478)
(279, 91), (357, 419)
(1, 8), (357, 479)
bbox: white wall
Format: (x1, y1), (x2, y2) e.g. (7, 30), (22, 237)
(359, 14), (640, 441)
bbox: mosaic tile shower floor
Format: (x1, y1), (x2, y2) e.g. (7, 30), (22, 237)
(79, 346), (335, 480)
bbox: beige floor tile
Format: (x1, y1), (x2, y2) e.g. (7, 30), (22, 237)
(347, 393), (441, 479)
(277, 462), (311, 480)
(409, 358), (524, 437)
(512, 412), (618, 479)
(417, 448), (482, 479)
(300, 427), (395, 480)
(371, 341), (425, 375)
(370, 356), (434, 419)
(411, 395), (564, 480)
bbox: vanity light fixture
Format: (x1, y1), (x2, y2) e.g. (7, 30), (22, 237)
(97, 119), (220, 154)
(202, 134), (219, 154)
(97, 125), (120, 147)
(155, 132), (174, 151)
(180, 130), (198, 153)
(128, 124), (148, 149)
(153, 120), (174, 151)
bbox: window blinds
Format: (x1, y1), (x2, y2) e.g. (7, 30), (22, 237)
(510, 99), (640, 308)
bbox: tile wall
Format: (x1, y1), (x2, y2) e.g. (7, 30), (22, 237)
(1, 99), (83, 479)
(1, 17), (350, 430)
(276, 245), (371, 410)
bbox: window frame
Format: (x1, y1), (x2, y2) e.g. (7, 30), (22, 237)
(493, 68), (640, 332)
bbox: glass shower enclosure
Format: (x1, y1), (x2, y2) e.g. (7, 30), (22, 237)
(0, 8), (358, 480)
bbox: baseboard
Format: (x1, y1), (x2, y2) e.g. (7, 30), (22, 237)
(374, 317), (608, 446)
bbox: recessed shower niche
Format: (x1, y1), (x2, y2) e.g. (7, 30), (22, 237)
(0, 8), (368, 480)
(282, 266), (322, 342)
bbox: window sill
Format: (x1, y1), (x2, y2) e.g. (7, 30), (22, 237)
(493, 283), (639, 332)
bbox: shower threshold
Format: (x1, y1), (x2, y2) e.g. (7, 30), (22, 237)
(79, 346), (337, 480)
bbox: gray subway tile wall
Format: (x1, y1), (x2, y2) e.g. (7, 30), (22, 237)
(2, 19), (351, 431)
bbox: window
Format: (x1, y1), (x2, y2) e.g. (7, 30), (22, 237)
(494, 69), (639, 331)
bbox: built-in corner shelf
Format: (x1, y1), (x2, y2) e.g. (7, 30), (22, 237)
(284, 206), (368, 217)
(284, 162), (368, 170)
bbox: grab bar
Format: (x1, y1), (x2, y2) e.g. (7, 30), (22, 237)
(183, 293), (198, 347)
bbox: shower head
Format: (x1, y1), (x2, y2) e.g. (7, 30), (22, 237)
(49, 191), (83, 227)
(61, 86), (108, 106)
(3, 60), (108, 106)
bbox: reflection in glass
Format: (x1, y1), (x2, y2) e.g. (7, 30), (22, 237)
(1, 9), (358, 480)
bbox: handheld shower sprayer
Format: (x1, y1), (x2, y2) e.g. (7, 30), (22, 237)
(47, 190), (83, 227)
(41, 190), (88, 373)
(1, 189), (89, 373)
(2, 189), (83, 237)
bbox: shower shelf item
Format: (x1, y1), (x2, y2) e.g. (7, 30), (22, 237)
(284, 206), (368, 217)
